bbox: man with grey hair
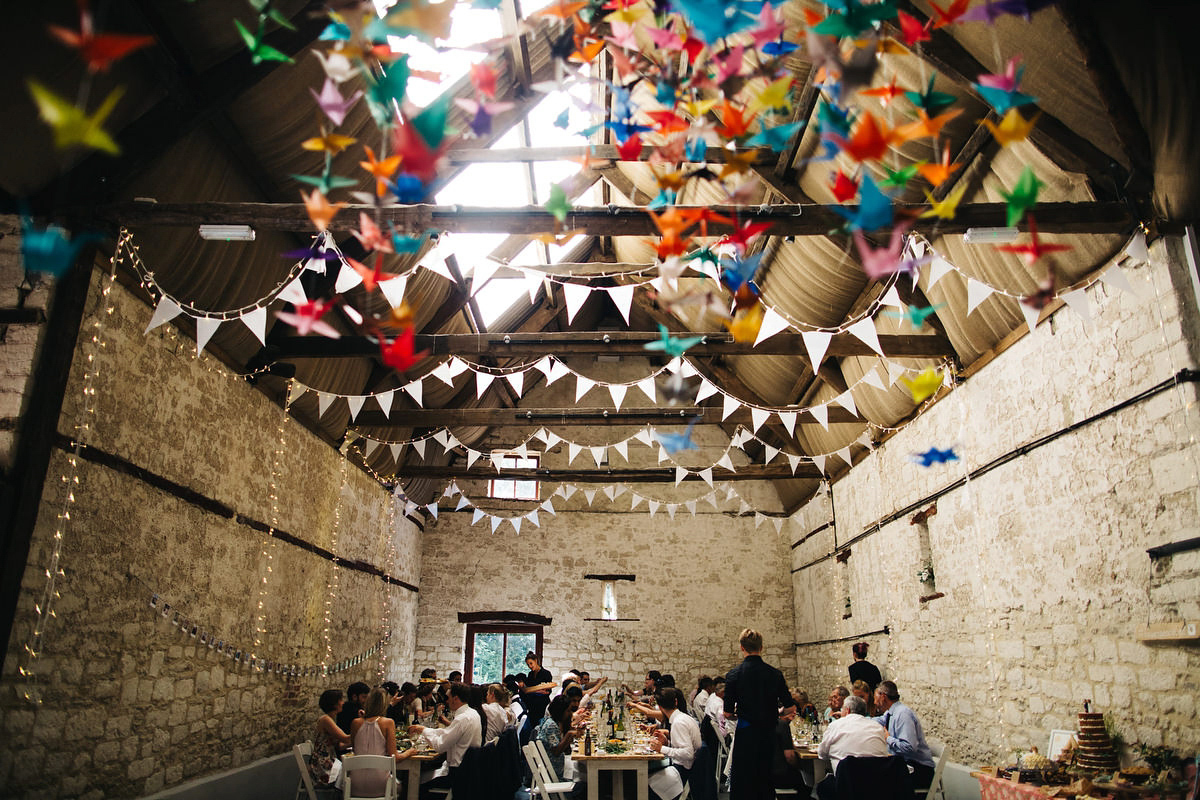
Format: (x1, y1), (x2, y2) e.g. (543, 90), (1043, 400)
(815, 695), (890, 800)
(874, 680), (936, 790)
(824, 686), (850, 723)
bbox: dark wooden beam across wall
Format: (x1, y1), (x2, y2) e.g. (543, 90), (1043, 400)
(350, 405), (859, 427)
(87, 200), (1134, 236)
(445, 145), (777, 166)
(264, 330), (954, 359)
(387, 464), (820, 481)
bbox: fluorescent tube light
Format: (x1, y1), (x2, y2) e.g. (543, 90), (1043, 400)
(964, 226), (1019, 244)
(199, 224), (256, 241)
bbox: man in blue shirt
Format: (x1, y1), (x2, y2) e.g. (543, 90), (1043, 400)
(873, 681), (936, 789)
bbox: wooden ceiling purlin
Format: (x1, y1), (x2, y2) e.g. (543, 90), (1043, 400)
(882, 2), (1131, 198)
(91, 199), (1136, 236)
(350, 404), (859, 428)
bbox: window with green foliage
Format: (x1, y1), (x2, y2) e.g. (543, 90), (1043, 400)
(465, 624), (542, 685)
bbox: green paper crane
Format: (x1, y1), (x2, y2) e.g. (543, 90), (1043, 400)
(1001, 167), (1043, 227)
(643, 323), (706, 357)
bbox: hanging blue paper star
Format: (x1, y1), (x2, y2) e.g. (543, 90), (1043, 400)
(832, 173), (893, 232)
(912, 447), (959, 467)
(654, 418), (700, 454)
(643, 323), (706, 357)
(20, 218), (100, 277)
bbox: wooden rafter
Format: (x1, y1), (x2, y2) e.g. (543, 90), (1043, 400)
(88, 199), (1134, 235)
(380, 464), (821, 482)
(350, 404), (858, 428)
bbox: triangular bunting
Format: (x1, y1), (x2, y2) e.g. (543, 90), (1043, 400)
(547, 359), (572, 385)
(476, 372), (495, 398)
(879, 285), (905, 309)
(810, 404), (829, 430)
(862, 366), (885, 391)
(526, 510), (540, 528)
(608, 383), (627, 410)
(698, 468), (713, 486)
(472, 509), (485, 525)
(277, 277), (308, 306)
(470, 260), (500, 296)
(716, 453), (735, 471)
(317, 392), (336, 417)
(195, 317), (221, 354)
(145, 296), (183, 334)
(541, 499), (556, 515)
(613, 440), (629, 462)
(675, 466), (687, 486)
(562, 282), (591, 324)
(636, 377), (657, 403)
(346, 395), (366, 421)
(1100, 263), (1137, 297)
(403, 380), (423, 407)
(362, 438), (380, 458)
(763, 444), (779, 463)
(1018, 299), (1042, 332)
(583, 488), (596, 505)
(750, 407), (770, 433)
(778, 410), (797, 437)
(510, 516), (522, 534)
(380, 275), (408, 309)
(633, 428), (654, 448)
(753, 306), (790, 346)
(241, 307), (268, 346)
(1125, 230), (1148, 263)
(1061, 288), (1093, 329)
(466, 449), (482, 468)
(802, 330), (832, 369)
(524, 269), (546, 303)
(505, 370), (525, 397)
(630, 494), (644, 509)
(607, 285), (635, 325)
(695, 378), (719, 402)
(787, 454), (801, 474)
(568, 443), (583, 464)
(335, 262), (363, 293)
(647, 499), (660, 517)
(426, 502), (438, 519)
(575, 376), (595, 402)
(837, 445), (853, 466)
(772, 517), (784, 534)
(847, 318), (883, 357)
(966, 277), (994, 315)
(288, 381), (307, 406)
(374, 389), (394, 417)
(490, 516), (502, 534)
(666, 504), (677, 520)
(926, 256), (953, 288)
(686, 499), (697, 515)
(590, 446), (606, 467)
(390, 443), (404, 462)
(722, 392), (740, 421)
(456, 495), (470, 511)
(833, 391), (858, 417)
(412, 438), (426, 459)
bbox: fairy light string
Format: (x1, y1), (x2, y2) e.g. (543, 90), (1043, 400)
(251, 379), (291, 667)
(19, 234), (124, 703)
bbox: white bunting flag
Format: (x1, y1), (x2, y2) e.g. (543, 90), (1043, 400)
(563, 283), (591, 323)
(657, 446), (669, 463)
(966, 277), (993, 315)
(666, 504), (677, 520)
(753, 306), (790, 346)
(778, 410), (797, 437)
(390, 443), (404, 462)
(750, 407), (770, 433)
(403, 380), (423, 407)
(195, 317), (221, 354)
(862, 366), (886, 391)
(432, 429), (449, 449)
(613, 440), (629, 462)
(772, 517), (784, 534)
(764, 445), (779, 463)
(575, 376), (596, 402)
(466, 449), (482, 468)
(1019, 299), (1042, 332)
(456, 495), (470, 511)
(837, 446), (853, 466)
(611, 484), (627, 500)
(470, 260), (500, 296)
(432, 361), (456, 387)
(675, 466), (687, 486)
(695, 378), (719, 402)
(490, 516), (503, 534)
(547, 359), (572, 385)
(647, 500), (660, 517)
(848, 318), (883, 356)
(510, 516), (522, 534)
(137, 299), (179, 349)
(472, 509), (485, 526)
(491, 452), (505, 470)
(413, 438), (426, 459)
(317, 392), (336, 417)
(380, 275), (408, 309)
(544, 431), (562, 450)
(1126, 230), (1148, 263)
(716, 453), (735, 471)
(534, 356), (555, 379)
(524, 269), (546, 303)
(604, 485), (617, 501)
(346, 395), (366, 421)
(926, 256), (953, 288)
(541, 499), (556, 516)
(476, 372), (495, 398)
(363, 438), (380, 458)
(802, 330), (832, 369)
(568, 443), (583, 464)
(636, 377), (657, 403)
(583, 488), (597, 506)
(634, 428), (655, 448)
(879, 285), (905, 310)
(278, 277), (308, 306)
(608, 384), (627, 410)
(288, 381), (307, 406)
(722, 392), (740, 421)
(1062, 289), (1093, 329)
(698, 468), (713, 486)
(590, 446), (606, 467)
(375, 390), (394, 417)
(241, 306), (268, 346)
(833, 391), (858, 417)
(427, 502), (438, 520)
(685, 500), (697, 515)
(335, 262), (363, 293)
(423, 258), (454, 281)
(810, 404), (829, 430)
(526, 510), (540, 528)
(755, 513), (766, 529)
(630, 494), (644, 509)
(1100, 263), (1137, 297)
(505, 370), (525, 397)
(608, 285), (635, 325)
(812, 454), (826, 475)
(787, 454), (801, 474)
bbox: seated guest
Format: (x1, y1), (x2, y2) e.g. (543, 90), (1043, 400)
(691, 676), (712, 719)
(850, 680), (875, 717)
(483, 683), (516, 741)
(792, 690), (818, 723)
(622, 670), (661, 698)
(408, 683), (482, 792)
(815, 695), (889, 800)
(824, 686), (849, 723)
(704, 678), (729, 740)
(350, 688), (411, 797)
(772, 704), (810, 792)
(873, 681), (935, 790)
(468, 684), (489, 742)
(536, 695), (581, 782)
(381, 681), (405, 726)
(648, 688), (702, 790)
(337, 682), (371, 745)
(412, 682), (436, 724)
(659, 674), (676, 689)
(448, 670), (463, 683)
(311, 689), (352, 792)
(419, 668), (438, 682)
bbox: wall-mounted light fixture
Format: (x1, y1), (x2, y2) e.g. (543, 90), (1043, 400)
(963, 226), (1019, 244)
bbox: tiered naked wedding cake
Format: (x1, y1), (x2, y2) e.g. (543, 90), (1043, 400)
(1076, 712), (1120, 772)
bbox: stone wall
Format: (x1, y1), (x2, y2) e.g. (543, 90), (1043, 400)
(0, 265), (421, 798)
(414, 505), (797, 692)
(0, 214), (51, 470)
(790, 236), (1200, 766)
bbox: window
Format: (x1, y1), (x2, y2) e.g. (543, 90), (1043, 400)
(601, 581), (618, 620)
(488, 452), (540, 500)
(465, 624), (542, 685)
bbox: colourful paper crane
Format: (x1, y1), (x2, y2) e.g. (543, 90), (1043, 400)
(879, 162), (925, 190)
(920, 184), (968, 220)
(834, 173), (894, 232)
(860, 74), (906, 106)
(884, 303), (947, 329)
(928, 0), (969, 28)
(720, 251), (766, 293)
(310, 79), (362, 127)
(726, 303), (765, 343)
(302, 189), (346, 232)
(973, 58), (1037, 113)
(643, 324), (706, 357)
(234, 17), (293, 64)
(346, 253), (401, 293)
(301, 129), (357, 155)
(745, 121), (805, 151)
(27, 80), (123, 154)
(360, 145), (403, 198)
(1001, 167), (1043, 227)
(896, 108), (962, 141)
(830, 169), (860, 202)
(19, 217), (101, 277)
(827, 112), (899, 163)
(352, 213), (393, 253)
(654, 418), (700, 454)
(996, 216), (1072, 265)
(905, 75), (958, 116)
(912, 446), (958, 467)
(812, 0), (898, 37)
(380, 327), (430, 371)
(48, 4), (154, 72)
(545, 183), (572, 224)
(901, 367), (944, 403)
(983, 108), (1039, 146)
(853, 223), (924, 281)
(276, 299), (341, 338)
(915, 142), (962, 187)
(895, 10), (931, 45)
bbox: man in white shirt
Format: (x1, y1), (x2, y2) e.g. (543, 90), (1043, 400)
(704, 678), (729, 739)
(409, 682), (482, 793)
(814, 695), (889, 800)
(648, 689), (703, 798)
(691, 676), (712, 719)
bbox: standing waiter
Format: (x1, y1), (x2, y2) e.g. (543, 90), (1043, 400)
(724, 629), (795, 800)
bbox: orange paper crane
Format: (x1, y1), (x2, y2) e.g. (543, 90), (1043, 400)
(360, 145), (403, 198)
(896, 108), (962, 141)
(915, 142), (962, 187)
(859, 74), (906, 106)
(828, 111), (904, 163)
(716, 100), (754, 139)
(302, 189), (346, 232)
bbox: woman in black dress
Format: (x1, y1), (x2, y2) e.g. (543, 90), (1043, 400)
(847, 642), (882, 691)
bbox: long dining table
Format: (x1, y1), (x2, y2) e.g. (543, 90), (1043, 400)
(571, 750), (667, 800)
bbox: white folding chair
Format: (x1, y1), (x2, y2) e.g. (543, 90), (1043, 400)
(342, 754), (398, 800)
(523, 742), (573, 800)
(295, 742), (319, 800)
(914, 739), (948, 800)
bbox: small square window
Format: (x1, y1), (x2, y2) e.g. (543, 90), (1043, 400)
(601, 581), (618, 620)
(488, 453), (540, 500)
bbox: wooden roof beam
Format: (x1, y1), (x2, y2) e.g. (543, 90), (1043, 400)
(382, 464), (821, 482)
(350, 404), (859, 428)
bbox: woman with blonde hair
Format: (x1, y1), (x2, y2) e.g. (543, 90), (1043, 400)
(349, 688), (413, 796)
(483, 683), (517, 741)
